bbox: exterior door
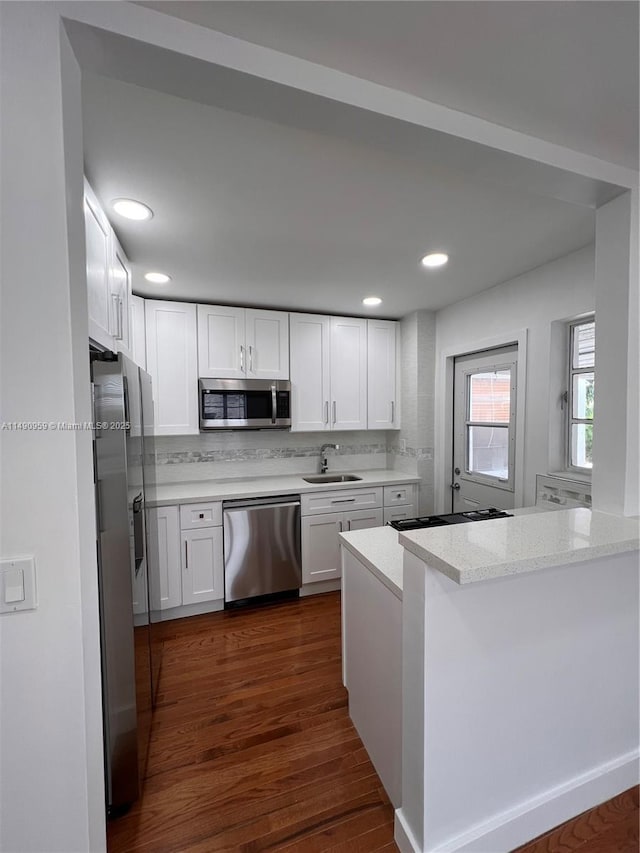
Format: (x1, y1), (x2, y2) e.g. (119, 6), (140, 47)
(452, 346), (517, 512)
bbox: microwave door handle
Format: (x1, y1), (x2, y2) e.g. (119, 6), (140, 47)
(271, 384), (277, 424)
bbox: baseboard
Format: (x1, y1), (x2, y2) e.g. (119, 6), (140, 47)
(430, 750), (639, 853)
(453, 750), (639, 853)
(157, 599), (224, 621)
(395, 808), (421, 853)
(300, 579), (341, 597)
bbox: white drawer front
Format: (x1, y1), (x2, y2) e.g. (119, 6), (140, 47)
(383, 484), (416, 507)
(383, 505), (416, 525)
(179, 502), (222, 530)
(301, 487), (382, 516)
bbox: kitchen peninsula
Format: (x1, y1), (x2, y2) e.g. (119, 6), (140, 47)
(339, 508), (640, 853)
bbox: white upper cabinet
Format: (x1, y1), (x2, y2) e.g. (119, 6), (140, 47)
(130, 294), (146, 370)
(84, 179), (113, 351)
(330, 316), (368, 430)
(244, 309), (289, 380)
(290, 313), (331, 431)
(197, 305), (289, 379)
(84, 177), (135, 359)
(109, 232), (131, 357)
(367, 319), (398, 429)
(145, 300), (199, 435)
(290, 313), (369, 432)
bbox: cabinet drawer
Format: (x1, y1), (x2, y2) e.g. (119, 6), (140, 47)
(383, 505), (416, 525)
(301, 487), (382, 516)
(179, 502), (222, 530)
(383, 484), (416, 507)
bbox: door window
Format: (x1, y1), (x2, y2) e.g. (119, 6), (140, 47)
(466, 369), (512, 481)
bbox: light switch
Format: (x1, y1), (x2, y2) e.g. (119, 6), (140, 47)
(5, 568), (25, 603)
(0, 557), (36, 613)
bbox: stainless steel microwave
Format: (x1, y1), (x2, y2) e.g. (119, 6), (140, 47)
(199, 378), (292, 430)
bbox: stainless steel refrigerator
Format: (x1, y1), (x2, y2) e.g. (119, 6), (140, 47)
(91, 351), (160, 815)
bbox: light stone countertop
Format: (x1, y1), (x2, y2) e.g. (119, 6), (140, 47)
(339, 526), (404, 600)
(400, 507), (640, 584)
(147, 469), (420, 507)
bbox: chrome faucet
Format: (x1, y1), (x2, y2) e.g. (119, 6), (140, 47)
(320, 443), (339, 474)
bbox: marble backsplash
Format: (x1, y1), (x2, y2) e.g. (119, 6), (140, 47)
(154, 430), (390, 483)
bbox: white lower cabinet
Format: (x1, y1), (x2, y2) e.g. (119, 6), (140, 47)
(148, 505), (182, 611)
(383, 505), (416, 525)
(181, 527), (224, 605)
(301, 490), (385, 585)
(302, 509), (384, 584)
(148, 502), (224, 618)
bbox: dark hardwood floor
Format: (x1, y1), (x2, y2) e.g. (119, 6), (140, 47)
(109, 592), (639, 853)
(108, 593), (398, 852)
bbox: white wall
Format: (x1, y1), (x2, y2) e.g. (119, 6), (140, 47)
(0, 5), (105, 851)
(389, 311), (437, 514)
(593, 191), (639, 516)
(434, 246), (595, 509)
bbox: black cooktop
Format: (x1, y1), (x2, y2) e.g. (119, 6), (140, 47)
(388, 507), (513, 531)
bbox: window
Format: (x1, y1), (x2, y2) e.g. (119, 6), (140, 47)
(567, 318), (595, 471)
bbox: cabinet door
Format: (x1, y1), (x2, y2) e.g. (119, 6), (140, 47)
(109, 233), (131, 356)
(197, 304), (246, 378)
(181, 527), (224, 605)
(145, 301), (198, 435)
(344, 507), (384, 532)
(84, 180), (113, 350)
(301, 513), (343, 583)
(290, 313), (331, 432)
(245, 309), (289, 380)
(147, 506), (181, 611)
(330, 317), (367, 430)
(367, 319), (397, 429)
(130, 295), (146, 370)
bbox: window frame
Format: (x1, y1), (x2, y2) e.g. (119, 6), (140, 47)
(566, 316), (595, 475)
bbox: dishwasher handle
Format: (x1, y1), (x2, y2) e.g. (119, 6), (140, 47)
(223, 494), (301, 511)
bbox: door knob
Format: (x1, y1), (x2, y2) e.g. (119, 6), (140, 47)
(450, 483), (460, 490)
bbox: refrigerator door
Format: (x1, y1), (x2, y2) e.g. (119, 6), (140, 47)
(139, 367), (162, 704)
(122, 356), (153, 784)
(92, 356), (139, 812)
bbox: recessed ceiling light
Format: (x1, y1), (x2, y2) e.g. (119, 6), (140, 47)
(420, 252), (449, 268)
(144, 272), (171, 284)
(362, 296), (382, 306)
(112, 198), (154, 221)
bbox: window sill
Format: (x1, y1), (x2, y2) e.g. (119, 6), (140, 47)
(548, 470), (592, 484)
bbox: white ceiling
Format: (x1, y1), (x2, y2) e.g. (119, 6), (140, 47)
(138, 0), (639, 170)
(82, 71), (595, 316)
(75, 1), (639, 316)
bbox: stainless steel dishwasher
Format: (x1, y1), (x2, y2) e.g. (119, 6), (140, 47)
(223, 495), (302, 605)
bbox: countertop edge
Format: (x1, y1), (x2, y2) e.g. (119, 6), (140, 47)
(147, 471), (421, 507)
(400, 532), (640, 585)
(339, 533), (403, 600)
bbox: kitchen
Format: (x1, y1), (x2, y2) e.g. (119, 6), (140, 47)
(3, 7), (637, 849)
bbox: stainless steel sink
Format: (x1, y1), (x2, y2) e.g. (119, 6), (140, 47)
(302, 474), (363, 484)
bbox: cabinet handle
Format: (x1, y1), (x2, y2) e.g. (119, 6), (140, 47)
(391, 401), (395, 423)
(332, 401), (337, 424)
(347, 519), (352, 531)
(249, 345), (254, 374)
(240, 346), (245, 373)
(331, 497), (356, 503)
(324, 401), (329, 425)
(184, 540), (188, 569)
(339, 520), (343, 532)
(111, 293), (121, 339)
